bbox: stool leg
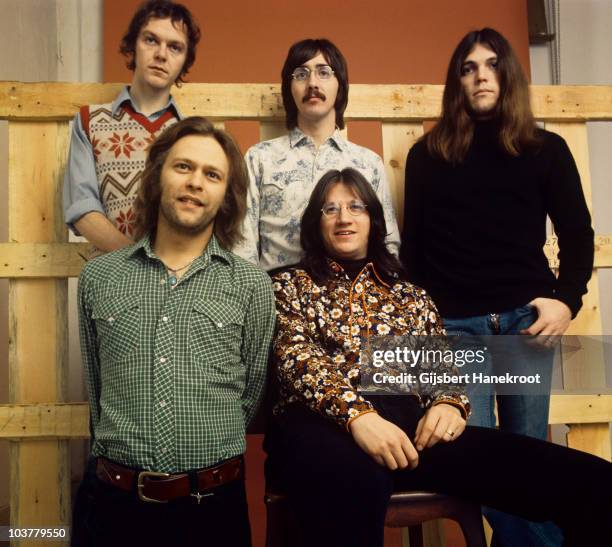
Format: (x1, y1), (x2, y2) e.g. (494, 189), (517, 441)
(265, 498), (287, 547)
(457, 513), (487, 547)
(407, 524), (424, 547)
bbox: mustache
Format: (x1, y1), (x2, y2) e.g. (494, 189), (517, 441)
(303, 89), (326, 102)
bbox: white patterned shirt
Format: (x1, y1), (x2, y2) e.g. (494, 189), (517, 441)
(233, 128), (400, 271)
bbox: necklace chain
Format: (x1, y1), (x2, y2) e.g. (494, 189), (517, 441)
(166, 257), (197, 274)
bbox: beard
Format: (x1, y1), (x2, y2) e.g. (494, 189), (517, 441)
(159, 196), (219, 236)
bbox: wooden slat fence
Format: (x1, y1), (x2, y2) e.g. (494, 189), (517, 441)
(1, 82), (611, 545)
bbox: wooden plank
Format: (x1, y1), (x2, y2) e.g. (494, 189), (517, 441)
(0, 243), (90, 278)
(545, 122), (608, 461)
(566, 424), (611, 461)
(0, 404), (89, 440)
(546, 124), (604, 339)
(259, 121), (285, 142)
(422, 520), (444, 547)
(381, 122), (424, 230)
(548, 393), (612, 424)
(2, 234), (610, 279)
(593, 234), (612, 267)
(8, 121), (71, 535)
(544, 234), (612, 269)
(2, 232), (611, 279)
(2, 82), (612, 121)
(0, 394), (605, 440)
(10, 442), (71, 541)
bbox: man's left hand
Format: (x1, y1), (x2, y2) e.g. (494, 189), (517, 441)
(414, 404), (466, 451)
(520, 297), (572, 337)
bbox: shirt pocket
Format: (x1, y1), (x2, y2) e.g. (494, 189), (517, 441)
(260, 177), (288, 218)
(261, 169), (307, 219)
(190, 299), (245, 377)
(91, 294), (141, 363)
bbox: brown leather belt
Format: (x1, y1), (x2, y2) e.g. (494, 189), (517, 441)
(96, 456), (243, 503)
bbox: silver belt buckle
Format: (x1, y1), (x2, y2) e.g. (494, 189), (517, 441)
(137, 470), (171, 503)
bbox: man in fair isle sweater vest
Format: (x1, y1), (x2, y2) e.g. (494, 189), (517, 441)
(63, 0), (200, 253)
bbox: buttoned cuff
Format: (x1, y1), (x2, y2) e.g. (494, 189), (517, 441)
(431, 396), (471, 420)
(345, 408), (378, 432)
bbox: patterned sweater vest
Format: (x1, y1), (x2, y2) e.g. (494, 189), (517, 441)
(81, 102), (178, 237)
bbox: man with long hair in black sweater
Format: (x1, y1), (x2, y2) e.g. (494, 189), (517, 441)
(400, 28), (594, 547)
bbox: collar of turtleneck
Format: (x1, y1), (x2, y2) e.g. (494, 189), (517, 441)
(332, 257), (370, 280)
(472, 117), (501, 139)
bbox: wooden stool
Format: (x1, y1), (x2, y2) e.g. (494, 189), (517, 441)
(265, 489), (487, 547)
(386, 491), (487, 547)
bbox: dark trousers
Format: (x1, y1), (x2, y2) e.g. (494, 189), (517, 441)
(71, 459), (252, 547)
(265, 397), (612, 547)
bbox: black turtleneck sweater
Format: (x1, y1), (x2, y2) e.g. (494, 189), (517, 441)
(400, 122), (594, 318)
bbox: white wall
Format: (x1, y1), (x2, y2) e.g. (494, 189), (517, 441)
(530, 0), (612, 338)
(530, 0), (612, 447)
(558, 0), (612, 344)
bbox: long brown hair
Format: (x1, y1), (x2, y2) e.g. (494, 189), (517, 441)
(427, 27), (540, 164)
(133, 117), (247, 249)
(300, 168), (404, 284)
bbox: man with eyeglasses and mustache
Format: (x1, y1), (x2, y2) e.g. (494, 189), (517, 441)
(63, 0), (200, 253)
(233, 38), (400, 271)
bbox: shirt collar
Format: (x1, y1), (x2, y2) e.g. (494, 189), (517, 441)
(111, 85), (183, 120)
(128, 233), (233, 268)
(328, 258), (392, 287)
(288, 126), (346, 151)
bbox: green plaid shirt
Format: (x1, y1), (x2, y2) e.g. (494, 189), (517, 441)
(78, 234), (275, 473)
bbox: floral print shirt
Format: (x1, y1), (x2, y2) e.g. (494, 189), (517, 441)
(272, 262), (470, 428)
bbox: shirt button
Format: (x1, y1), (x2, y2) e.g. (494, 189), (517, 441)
(217, 322), (223, 328)
(161, 447), (167, 454)
(107, 317), (114, 323)
(159, 400), (166, 408)
(162, 316), (169, 322)
(160, 278), (166, 285)
(159, 357), (167, 364)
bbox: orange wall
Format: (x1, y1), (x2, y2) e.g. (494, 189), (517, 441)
(104, 0), (530, 85)
(102, 2), (529, 546)
(104, 0), (530, 156)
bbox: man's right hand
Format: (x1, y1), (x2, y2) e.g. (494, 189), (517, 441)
(349, 412), (419, 470)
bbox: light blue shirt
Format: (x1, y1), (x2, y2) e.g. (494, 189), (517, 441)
(62, 86), (182, 233)
(233, 128), (401, 271)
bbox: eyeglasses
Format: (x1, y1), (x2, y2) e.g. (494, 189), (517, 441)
(291, 65), (335, 82)
(321, 201), (368, 217)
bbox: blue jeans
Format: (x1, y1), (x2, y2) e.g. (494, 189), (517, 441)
(444, 305), (563, 547)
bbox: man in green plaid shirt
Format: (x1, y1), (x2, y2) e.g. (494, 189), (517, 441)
(72, 117), (275, 547)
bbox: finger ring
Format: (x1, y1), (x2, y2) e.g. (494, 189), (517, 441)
(447, 429), (455, 437)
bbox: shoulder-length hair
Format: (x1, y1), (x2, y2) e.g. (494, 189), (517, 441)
(427, 27), (540, 164)
(281, 38), (349, 130)
(133, 116), (247, 249)
(119, 0), (201, 86)
(300, 168), (404, 284)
